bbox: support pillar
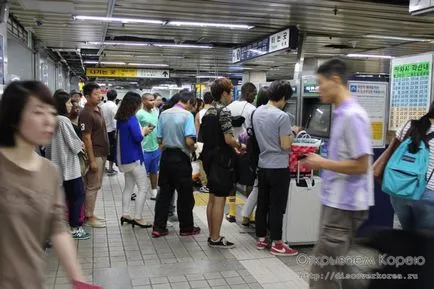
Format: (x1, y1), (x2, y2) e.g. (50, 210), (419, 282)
(242, 71), (266, 90)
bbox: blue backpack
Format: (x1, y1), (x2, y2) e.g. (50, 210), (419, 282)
(382, 132), (434, 200)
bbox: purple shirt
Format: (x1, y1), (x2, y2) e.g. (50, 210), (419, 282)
(321, 97), (374, 211)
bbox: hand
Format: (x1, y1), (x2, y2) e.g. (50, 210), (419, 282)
(240, 143), (247, 154)
(301, 153), (325, 170)
(142, 126), (153, 136)
(90, 160), (98, 172)
(292, 126), (301, 135)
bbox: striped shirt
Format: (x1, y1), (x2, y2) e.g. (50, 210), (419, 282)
(46, 115), (83, 181)
(396, 122), (434, 190)
(321, 97), (374, 211)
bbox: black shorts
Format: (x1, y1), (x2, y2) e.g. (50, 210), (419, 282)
(202, 150), (236, 197)
(107, 131), (116, 162)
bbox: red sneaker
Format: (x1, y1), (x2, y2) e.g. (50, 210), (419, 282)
(270, 242), (298, 256)
(179, 226), (201, 236)
(256, 239), (270, 250)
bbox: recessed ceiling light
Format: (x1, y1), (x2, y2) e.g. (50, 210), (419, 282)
(127, 63), (169, 67)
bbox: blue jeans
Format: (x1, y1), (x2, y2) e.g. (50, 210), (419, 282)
(391, 189), (434, 230)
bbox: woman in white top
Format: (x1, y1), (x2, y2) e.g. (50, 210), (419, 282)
(47, 90), (90, 240)
(392, 106), (434, 231)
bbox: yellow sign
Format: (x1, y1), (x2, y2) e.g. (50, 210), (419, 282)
(86, 68), (138, 78)
(371, 122), (383, 141)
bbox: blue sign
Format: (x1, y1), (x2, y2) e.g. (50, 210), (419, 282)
(350, 85), (357, 93)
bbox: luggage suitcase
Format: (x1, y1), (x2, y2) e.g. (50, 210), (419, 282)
(282, 162), (322, 245)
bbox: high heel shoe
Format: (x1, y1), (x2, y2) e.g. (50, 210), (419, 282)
(132, 220), (153, 228)
(120, 216), (133, 226)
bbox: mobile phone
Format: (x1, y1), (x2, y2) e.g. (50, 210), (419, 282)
(148, 124), (155, 129)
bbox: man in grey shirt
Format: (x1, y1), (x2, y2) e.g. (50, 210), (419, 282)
(252, 80), (298, 257)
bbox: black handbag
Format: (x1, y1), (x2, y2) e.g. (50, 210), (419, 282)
(231, 102), (248, 128)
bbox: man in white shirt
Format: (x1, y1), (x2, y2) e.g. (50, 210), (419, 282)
(101, 89), (118, 175)
(226, 82), (257, 223)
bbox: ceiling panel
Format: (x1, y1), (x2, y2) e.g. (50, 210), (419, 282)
(8, 0), (434, 81)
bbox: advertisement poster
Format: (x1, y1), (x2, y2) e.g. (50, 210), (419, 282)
(389, 53), (433, 130)
(349, 81), (388, 148)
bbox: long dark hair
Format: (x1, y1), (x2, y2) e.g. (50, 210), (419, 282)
(53, 89), (71, 116)
(406, 103), (434, 153)
(115, 91), (141, 121)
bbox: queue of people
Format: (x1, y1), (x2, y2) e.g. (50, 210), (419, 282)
(4, 58), (434, 289)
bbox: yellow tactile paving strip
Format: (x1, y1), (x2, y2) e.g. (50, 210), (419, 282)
(193, 191), (246, 206)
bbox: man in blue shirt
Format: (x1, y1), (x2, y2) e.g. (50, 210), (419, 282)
(152, 91), (201, 237)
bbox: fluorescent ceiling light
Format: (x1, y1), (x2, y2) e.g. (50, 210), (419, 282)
(51, 48), (80, 52)
(74, 15), (165, 25)
(127, 63), (169, 67)
(196, 75), (222, 79)
(84, 61), (126, 65)
(129, 82), (138, 85)
(86, 41), (150, 47)
(153, 43), (212, 49)
(167, 21), (253, 30)
(364, 34), (432, 42)
(346, 54), (393, 59)
(249, 49), (266, 55)
(86, 41), (212, 49)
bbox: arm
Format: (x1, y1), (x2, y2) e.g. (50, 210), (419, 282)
(60, 119), (82, 154)
(184, 113), (197, 152)
(304, 113), (372, 175)
(157, 117), (164, 150)
(279, 114), (293, 150)
(220, 108), (242, 150)
(129, 117), (144, 144)
(313, 155), (370, 175)
(79, 112), (97, 170)
(195, 112), (201, 136)
(52, 233), (84, 282)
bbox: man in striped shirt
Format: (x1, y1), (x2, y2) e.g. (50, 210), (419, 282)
(303, 59), (374, 289)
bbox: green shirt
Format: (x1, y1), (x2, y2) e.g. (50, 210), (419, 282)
(136, 108), (159, 152)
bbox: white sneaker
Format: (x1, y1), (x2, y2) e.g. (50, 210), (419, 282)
(167, 221), (174, 227)
(150, 189), (158, 201)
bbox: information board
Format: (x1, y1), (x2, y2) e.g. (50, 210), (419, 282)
(389, 53), (433, 131)
(349, 81), (388, 148)
(86, 68), (170, 78)
(232, 27), (298, 64)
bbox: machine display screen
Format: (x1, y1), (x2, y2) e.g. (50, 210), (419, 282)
(284, 101), (297, 125)
(305, 104), (332, 138)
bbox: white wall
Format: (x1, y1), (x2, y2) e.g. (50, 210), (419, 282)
(7, 35), (34, 81)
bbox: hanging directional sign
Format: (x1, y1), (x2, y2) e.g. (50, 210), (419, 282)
(232, 26), (299, 64)
(86, 68), (170, 78)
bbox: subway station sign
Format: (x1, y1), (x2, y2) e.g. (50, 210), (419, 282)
(86, 68), (170, 78)
(232, 26), (299, 64)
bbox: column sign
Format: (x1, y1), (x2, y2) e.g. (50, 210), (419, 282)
(232, 26), (299, 64)
(86, 68), (170, 78)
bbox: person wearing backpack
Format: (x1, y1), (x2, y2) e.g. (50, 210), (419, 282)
(384, 107), (434, 231)
(227, 82), (257, 223)
(201, 77), (246, 249)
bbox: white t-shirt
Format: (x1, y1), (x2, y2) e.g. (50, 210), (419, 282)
(198, 108), (209, 124)
(227, 100), (256, 140)
(101, 100), (118, 133)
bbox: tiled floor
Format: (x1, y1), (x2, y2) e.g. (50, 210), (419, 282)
(44, 172), (312, 289)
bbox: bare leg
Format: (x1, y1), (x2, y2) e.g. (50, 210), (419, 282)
(207, 193), (215, 238)
(149, 173), (158, 190)
(211, 195), (226, 241)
